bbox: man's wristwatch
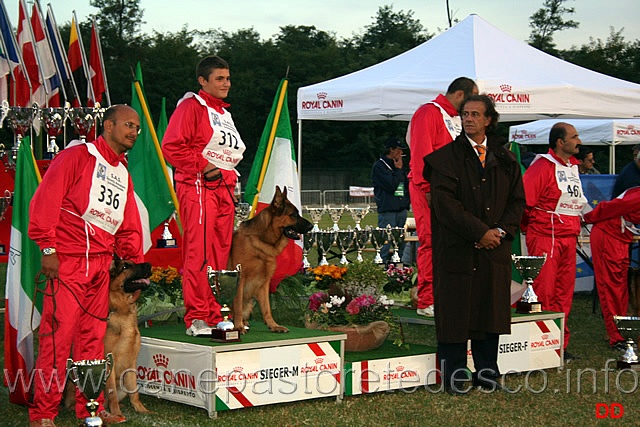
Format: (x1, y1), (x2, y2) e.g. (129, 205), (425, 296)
(496, 228), (507, 239)
(42, 247), (56, 256)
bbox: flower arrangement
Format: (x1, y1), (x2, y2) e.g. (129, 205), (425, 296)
(307, 264), (348, 290)
(138, 266), (184, 321)
(384, 264), (416, 294)
(306, 261), (403, 347)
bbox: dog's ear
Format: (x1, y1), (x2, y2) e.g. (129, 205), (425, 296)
(271, 186), (285, 212)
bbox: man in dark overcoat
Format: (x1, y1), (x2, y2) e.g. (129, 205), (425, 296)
(423, 94), (525, 394)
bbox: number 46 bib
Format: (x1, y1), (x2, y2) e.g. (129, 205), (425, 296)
(540, 153), (587, 216)
(81, 143), (129, 235)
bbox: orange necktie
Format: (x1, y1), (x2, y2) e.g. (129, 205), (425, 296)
(475, 144), (486, 168)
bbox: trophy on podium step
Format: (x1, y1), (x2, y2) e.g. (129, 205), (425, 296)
(511, 254), (546, 314)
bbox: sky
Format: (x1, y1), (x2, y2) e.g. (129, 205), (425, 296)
(6, 0), (639, 50)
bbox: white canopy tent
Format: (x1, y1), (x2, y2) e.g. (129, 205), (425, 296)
(296, 14), (640, 123)
(509, 119), (640, 173)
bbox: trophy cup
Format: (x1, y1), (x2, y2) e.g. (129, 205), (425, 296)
(327, 205), (345, 232)
(317, 230), (336, 266)
(336, 228), (355, 265)
(156, 221), (177, 248)
(354, 227), (371, 263)
(208, 264), (242, 342)
(511, 254), (546, 314)
(234, 202), (251, 228)
(389, 226), (405, 265)
(70, 107), (97, 141)
(7, 106), (37, 165)
(303, 231), (317, 268)
(41, 107), (66, 156)
(371, 227), (389, 265)
(345, 205), (370, 230)
(613, 316), (640, 370)
(67, 354), (113, 426)
(305, 206), (325, 233)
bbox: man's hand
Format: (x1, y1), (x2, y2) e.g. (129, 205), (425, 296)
(41, 253), (60, 279)
(393, 156), (403, 169)
(203, 164), (221, 181)
(475, 229), (502, 250)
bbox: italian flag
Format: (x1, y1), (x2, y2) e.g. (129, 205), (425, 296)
(3, 138), (43, 404)
(244, 79), (303, 292)
(129, 62), (176, 252)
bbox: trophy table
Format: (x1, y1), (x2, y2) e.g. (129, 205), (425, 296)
(511, 254), (546, 314)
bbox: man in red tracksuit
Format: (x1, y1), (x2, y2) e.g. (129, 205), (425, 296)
(28, 105), (144, 426)
(522, 122), (586, 361)
(406, 77), (478, 317)
(162, 56), (245, 336)
(583, 187), (640, 349)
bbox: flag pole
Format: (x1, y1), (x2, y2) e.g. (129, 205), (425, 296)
(249, 78), (288, 218)
(132, 79), (182, 229)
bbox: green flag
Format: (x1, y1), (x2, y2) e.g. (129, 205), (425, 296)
(4, 138), (43, 404)
(157, 97), (168, 143)
(128, 62), (175, 252)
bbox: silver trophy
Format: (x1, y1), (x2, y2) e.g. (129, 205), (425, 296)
(354, 227), (371, 263)
(336, 228), (355, 265)
(371, 227), (389, 265)
(235, 202), (251, 228)
(70, 107), (97, 141)
(345, 204), (370, 230)
(613, 316), (640, 370)
(317, 230), (336, 266)
(511, 254), (546, 314)
(327, 205), (345, 232)
(388, 226), (405, 264)
(303, 231), (317, 269)
(66, 354), (113, 426)
(7, 106), (37, 159)
(305, 206), (326, 233)
(157, 221), (177, 248)
(208, 264), (242, 341)
(41, 107), (66, 155)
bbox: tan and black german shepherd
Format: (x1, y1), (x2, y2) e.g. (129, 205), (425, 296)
(104, 259), (152, 416)
(228, 186), (313, 333)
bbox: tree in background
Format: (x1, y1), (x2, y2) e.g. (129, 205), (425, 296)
(528, 0), (579, 54)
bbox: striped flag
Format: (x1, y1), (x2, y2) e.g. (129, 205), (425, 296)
(0, 0), (21, 104)
(67, 12), (92, 105)
(30, 1), (59, 106)
(3, 137), (43, 404)
(129, 62), (176, 252)
(16, 0), (42, 106)
(244, 78), (303, 291)
(45, 4), (79, 106)
(88, 19), (108, 106)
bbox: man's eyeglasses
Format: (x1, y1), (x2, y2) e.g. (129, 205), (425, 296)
(123, 121), (141, 135)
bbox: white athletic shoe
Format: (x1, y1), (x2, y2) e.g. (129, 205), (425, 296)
(416, 305), (435, 317)
(186, 319), (213, 336)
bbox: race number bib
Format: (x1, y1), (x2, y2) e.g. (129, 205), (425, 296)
(541, 154), (587, 216)
(81, 143), (129, 234)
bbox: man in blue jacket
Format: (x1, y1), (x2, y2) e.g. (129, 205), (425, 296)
(372, 137), (410, 264)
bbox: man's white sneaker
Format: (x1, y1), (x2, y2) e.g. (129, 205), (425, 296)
(186, 319), (213, 336)
(417, 305), (434, 317)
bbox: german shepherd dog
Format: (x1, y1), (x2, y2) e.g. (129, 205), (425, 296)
(228, 186), (313, 333)
(104, 259), (152, 416)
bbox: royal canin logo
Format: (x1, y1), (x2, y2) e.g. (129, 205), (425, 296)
(301, 93), (345, 111)
(396, 366), (404, 372)
(315, 358), (324, 364)
(233, 366), (243, 372)
(152, 354), (169, 368)
(512, 130), (537, 140)
(541, 334), (549, 340)
(317, 92), (327, 100)
(487, 83), (531, 104)
(105, 208), (112, 215)
(617, 125), (640, 136)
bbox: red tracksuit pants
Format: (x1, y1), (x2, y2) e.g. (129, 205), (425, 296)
(177, 181), (235, 328)
(526, 233), (577, 348)
(591, 226), (628, 345)
(409, 180), (434, 309)
(29, 254), (111, 421)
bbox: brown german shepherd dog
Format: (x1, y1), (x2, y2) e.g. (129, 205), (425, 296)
(228, 186), (313, 333)
(103, 259), (152, 416)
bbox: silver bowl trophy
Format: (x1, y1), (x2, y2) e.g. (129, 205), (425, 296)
(354, 227), (371, 263)
(208, 264), (242, 342)
(66, 354), (113, 426)
(511, 254), (546, 314)
(317, 230), (336, 266)
(327, 206), (345, 232)
(345, 204), (370, 230)
(371, 227), (388, 265)
(70, 106), (97, 141)
(303, 231), (317, 268)
(389, 226), (405, 265)
(305, 206), (325, 233)
(613, 316), (640, 370)
(41, 107), (65, 156)
(336, 228), (355, 265)
(234, 202), (251, 228)
(7, 105), (37, 165)
(156, 221), (177, 248)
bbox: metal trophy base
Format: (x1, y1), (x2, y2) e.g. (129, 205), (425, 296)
(516, 301), (542, 314)
(617, 360), (640, 370)
(211, 329), (241, 343)
(156, 238), (177, 248)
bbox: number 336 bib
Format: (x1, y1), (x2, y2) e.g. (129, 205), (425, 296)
(81, 143), (129, 234)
